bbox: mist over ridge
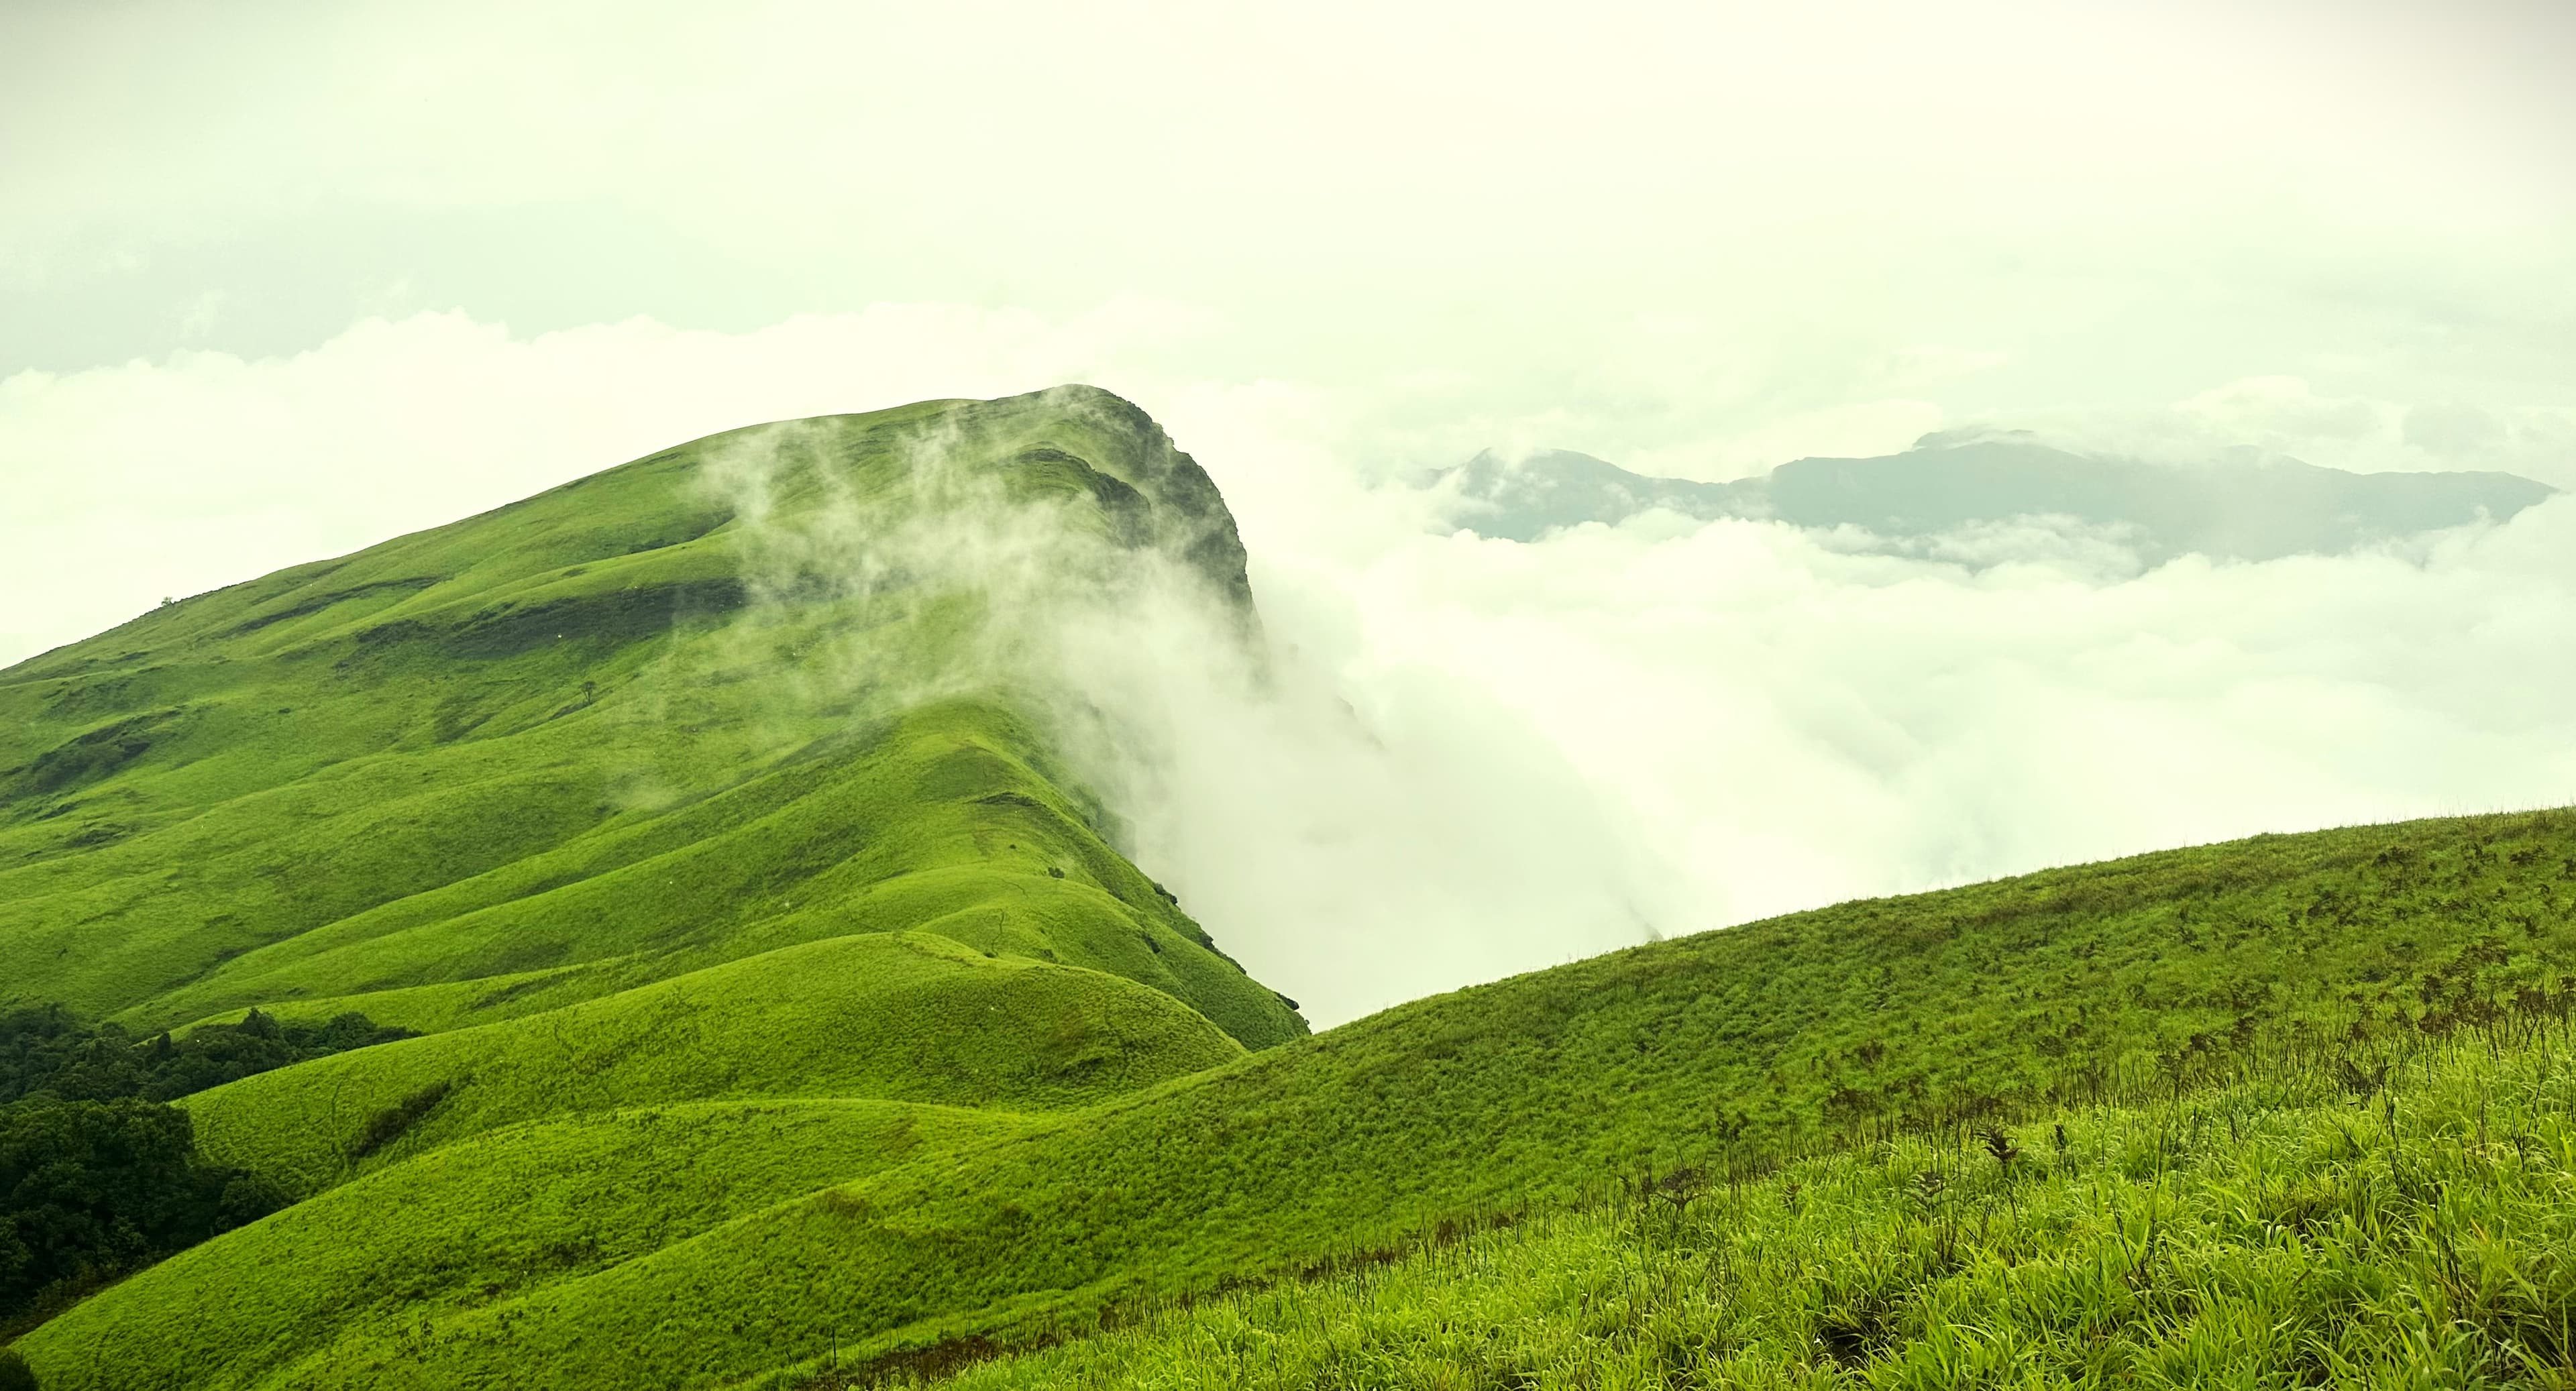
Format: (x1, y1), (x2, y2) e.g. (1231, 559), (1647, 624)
(0, 385), (1311, 1048)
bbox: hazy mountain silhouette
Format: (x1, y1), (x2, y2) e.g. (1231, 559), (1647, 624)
(1438, 431), (2556, 561)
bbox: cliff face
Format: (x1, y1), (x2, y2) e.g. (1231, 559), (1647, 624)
(1014, 383), (1262, 615)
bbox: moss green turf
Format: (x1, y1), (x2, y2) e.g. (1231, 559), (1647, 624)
(926, 1026), (2576, 1389)
(24, 806), (2576, 1389)
(182, 930), (1244, 1197)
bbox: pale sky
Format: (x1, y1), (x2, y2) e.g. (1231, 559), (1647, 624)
(6, 0), (2573, 1020)
(8, 2), (2572, 400)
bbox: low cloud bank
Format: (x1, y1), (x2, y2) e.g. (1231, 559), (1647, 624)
(1081, 449), (2576, 1023)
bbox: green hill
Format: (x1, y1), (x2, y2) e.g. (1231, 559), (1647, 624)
(6, 386), (2573, 1390)
(0, 385), (1297, 1047)
(924, 1023), (2576, 1388)
(21, 803), (2576, 1388)
(0, 384), (1301, 1376)
(58, 1097), (1031, 1391)
(183, 930), (1245, 1197)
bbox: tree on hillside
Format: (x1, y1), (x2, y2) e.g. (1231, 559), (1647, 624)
(0, 1003), (411, 1335)
(0, 1007), (415, 1108)
(0, 1097), (284, 1333)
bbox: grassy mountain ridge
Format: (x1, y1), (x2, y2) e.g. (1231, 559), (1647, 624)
(0, 384), (1309, 1381)
(1, 385), (1301, 1050)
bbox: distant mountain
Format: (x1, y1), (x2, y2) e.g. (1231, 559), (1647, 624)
(1437, 432), (2557, 560)
(1437, 448), (1761, 542)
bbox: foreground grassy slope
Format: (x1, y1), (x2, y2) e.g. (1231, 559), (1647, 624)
(52, 1097), (1034, 1391)
(183, 930), (1244, 1196)
(926, 1026), (2576, 1390)
(0, 386), (1302, 1050)
(28, 807), (2574, 1389)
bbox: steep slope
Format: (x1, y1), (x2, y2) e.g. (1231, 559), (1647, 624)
(0, 385), (1301, 1050)
(0, 385), (1307, 1380)
(28, 806), (2573, 1388)
(1440, 436), (2556, 558)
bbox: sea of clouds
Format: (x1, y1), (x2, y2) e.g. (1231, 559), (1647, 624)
(5, 309), (2571, 1024)
(1081, 402), (2576, 1023)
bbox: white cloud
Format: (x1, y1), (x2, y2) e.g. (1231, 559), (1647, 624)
(2178, 375), (2389, 443)
(1971, 376), (2576, 489)
(1165, 490), (2576, 1022)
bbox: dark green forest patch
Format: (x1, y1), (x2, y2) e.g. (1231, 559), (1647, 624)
(1, 1007), (417, 1107)
(0, 1006), (415, 1337)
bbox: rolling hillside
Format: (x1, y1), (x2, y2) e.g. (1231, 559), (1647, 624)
(5, 387), (2572, 1390)
(21, 803), (2576, 1388)
(928, 1025), (2576, 1388)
